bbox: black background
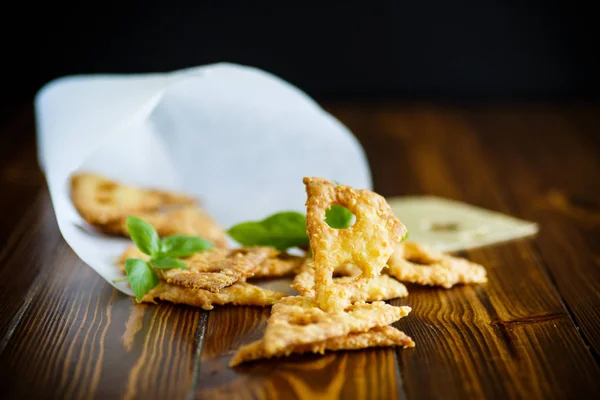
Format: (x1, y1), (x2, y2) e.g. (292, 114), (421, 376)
(1, 0), (598, 118)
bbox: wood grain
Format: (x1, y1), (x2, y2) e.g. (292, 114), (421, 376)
(468, 107), (600, 357)
(0, 112), (51, 341)
(0, 103), (599, 399)
(335, 105), (600, 399)
(0, 191), (207, 399)
(0, 189), (61, 348)
(195, 295), (403, 400)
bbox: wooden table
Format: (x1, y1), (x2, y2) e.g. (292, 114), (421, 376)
(0, 103), (599, 399)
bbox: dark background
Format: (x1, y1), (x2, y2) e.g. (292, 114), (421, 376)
(1, 0), (598, 119)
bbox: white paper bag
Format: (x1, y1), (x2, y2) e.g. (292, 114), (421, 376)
(35, 63), (372, 295)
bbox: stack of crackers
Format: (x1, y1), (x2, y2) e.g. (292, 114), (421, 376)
(230, 177), (415, 365)
(70, 173), (488, 366)
(116, 245), (296, 310)
(71, 173), (229, 247)
(71, 173), (303, 310)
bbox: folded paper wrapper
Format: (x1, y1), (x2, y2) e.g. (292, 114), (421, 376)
(35, 63), (538, 297)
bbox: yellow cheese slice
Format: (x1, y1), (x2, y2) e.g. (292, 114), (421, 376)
(387, 196), (538, 252)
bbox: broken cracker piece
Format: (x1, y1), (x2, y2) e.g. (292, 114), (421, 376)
(71, 172), (196, 226)
(117, 246), (277, 292)
(292, 262), (408, 302)
(387, 241), (487, 288)
(229, 325), (414, 366)
(141, 281), (285, 310)
(102, 206), (228, 248)
(252, 253), (308, 278)
(163, 247), (277, 292)
(262, 296), (410, 354)
(303, 177), (407, 312)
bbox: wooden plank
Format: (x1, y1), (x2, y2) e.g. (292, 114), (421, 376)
(1, 104), (599, 399)
(0, 131), (45, 246)
(349, 106), (600, 398)
(468, 106), (600, 357)
(0, 189), (62, 347)
(195, 279), (403, 400)
(323, 104), (421, 197)
(0, 193), (207, 399)
(393, 283), (600, 399)
(0, 110), (55, 343)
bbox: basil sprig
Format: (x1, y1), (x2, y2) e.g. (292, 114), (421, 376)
(123, 216), (213, 301)
(227, 205), (354, 250)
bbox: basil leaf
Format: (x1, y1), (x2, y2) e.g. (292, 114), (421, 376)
(325, 205), (354, 229)
(159, 234), (213, 258)
(125, 258), (160, 301)
(151, 257), (187, 270)
(227, 211), (308, 250)
(126, 216), (159, 256)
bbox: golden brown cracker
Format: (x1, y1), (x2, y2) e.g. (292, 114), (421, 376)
(141, 281), (285, 310)
(303, 177), (407, 312)
(387, 241), (488, 288)
(102, 206), (228, 248)
(331, 262), (363, 277)
(70, 172), (195, 225)
(162, 247), (277, 292)
(117, 246), (277, 292)
(291, 262), (408, 302)
(229, 325), (414, 366)
(262, 296), (411, 353)
(252, 253), (308, 278)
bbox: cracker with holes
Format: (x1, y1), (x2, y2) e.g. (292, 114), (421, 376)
(303, 177), (407, 312)
(164, 247), (277, 292)
(261, 296), (411, 353)
(386, 241), (487, 288)
(71, 172), (196, 225)
(117, 245), (277, 292)
(142, 281), (286, 310)
(292, 262), (408, 302)
(70, 173), (228, 247)
(103, 206), (228, 248)
(229, 325), (414, 366)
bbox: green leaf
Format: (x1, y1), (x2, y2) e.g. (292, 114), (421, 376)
(125, 258), (160, 301)
(325, 205), (354, 229)
(159, 234), (213, 258)
(126, 216), (159, 256)
(150, 257), (187, 270)
(227, 211), (308, 251)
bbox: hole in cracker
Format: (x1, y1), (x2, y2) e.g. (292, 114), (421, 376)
(97, 182), (118, 192)
(426, 221), (460, 232)
(95, 195), (113, 204)
(332, 263), (357, 277)
(405, 255), (435, 266)
(325, 205), (356, 229)
(194, 264), (224, 272)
